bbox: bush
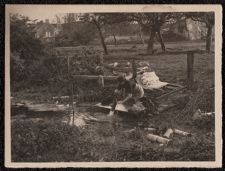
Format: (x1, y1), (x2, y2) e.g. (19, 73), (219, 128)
(10, 14), (53, 90)
(178, 133), (215, 161)
(162, 31), (188, 42)
(11, 53), (55, 91)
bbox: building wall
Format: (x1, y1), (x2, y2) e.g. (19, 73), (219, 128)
(185, 19), (208, 40)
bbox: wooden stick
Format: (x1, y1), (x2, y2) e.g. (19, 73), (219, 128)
(67, 56), (75, 126)
(167, 83), (183, 88)
(72, 82), (75, 126)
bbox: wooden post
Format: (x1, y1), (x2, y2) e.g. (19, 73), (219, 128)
(67, 56), (70, 77)
(72, 82), (75, 126)
(187, 52), (194, 90)
(98, 75), (104, 88)
(99, 52), (104, 66)
(132, 59), (137, 80)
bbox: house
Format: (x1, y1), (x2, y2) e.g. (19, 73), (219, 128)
(185, 19), (209, 40)
(162, 18), (210, 41)
(33, 19), (62, 42)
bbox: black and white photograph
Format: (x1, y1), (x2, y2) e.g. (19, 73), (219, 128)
(5, 5), (222, 168)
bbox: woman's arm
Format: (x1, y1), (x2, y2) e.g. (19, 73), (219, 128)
(121, 93), (132, 104)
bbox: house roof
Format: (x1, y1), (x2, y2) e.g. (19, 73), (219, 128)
(33, 22), (57, 33)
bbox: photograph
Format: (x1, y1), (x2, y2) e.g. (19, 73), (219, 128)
(5, 5), (222, 168)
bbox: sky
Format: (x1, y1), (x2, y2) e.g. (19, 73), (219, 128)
(8, 5), (67, 23)
(7, 4), (181, 23)
(7, 5), (213, 23)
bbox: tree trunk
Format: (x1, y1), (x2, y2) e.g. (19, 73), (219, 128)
(138, 25), (145, 46)
(157, 30), (166, 52)
(112, 32), (117, 47)
(147, 30), (156, 54)
(95, 23), (108, 55)
(206, 25), (213, 52)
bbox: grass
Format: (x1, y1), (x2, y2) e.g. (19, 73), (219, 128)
(11, 41), (215, 162)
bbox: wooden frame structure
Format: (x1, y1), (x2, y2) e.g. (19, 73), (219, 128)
(66, 50), (199, 111)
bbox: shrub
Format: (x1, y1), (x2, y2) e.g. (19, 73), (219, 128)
(10, 14), (53, 90)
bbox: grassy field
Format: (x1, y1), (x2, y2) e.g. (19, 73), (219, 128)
(11, 41), (215, 162)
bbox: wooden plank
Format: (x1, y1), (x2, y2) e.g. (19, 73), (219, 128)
(105, 67), (132, 72)
(95, 103), (128, 112)
(167, 83), (183, 88)
(166, 49), (204, 55)
(72, 75), (117, 80)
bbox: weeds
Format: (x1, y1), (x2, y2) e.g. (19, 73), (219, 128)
(12, 120), (81, 162)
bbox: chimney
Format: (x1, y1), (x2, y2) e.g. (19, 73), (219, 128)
(45, 19), (49, 23)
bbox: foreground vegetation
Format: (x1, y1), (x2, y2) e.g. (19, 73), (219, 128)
(12, 108), (214, 162)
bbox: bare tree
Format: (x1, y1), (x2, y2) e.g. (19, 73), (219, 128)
(136, 13), (164, 54)
(109, 25), (117, 46)
(129, 13), (180, 54)
(63, 13), (77, 34)
(105, 21), (131, 47)
(55, 14), (61, 24)
(80, 13), (108, 55)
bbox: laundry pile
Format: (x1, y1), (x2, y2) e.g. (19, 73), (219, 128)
(137, 71), (168, 90)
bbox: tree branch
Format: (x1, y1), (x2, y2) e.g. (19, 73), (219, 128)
(189, 16), (207, 25)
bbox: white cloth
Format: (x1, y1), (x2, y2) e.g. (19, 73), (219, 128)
(137, 72), (168, 90)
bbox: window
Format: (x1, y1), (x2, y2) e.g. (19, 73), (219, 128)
(35, 33), (39, 38)
(45, 32), (51, 37)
